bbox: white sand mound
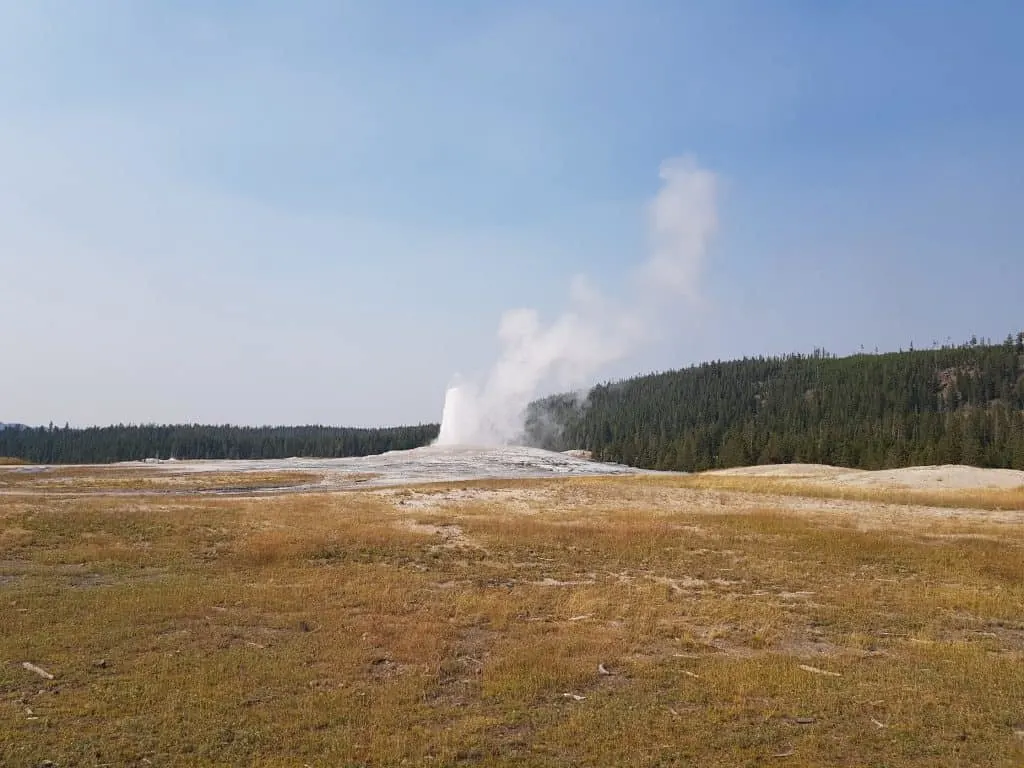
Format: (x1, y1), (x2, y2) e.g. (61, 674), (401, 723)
(710, 463), (1024, 491)
(835, 465), (1024, 490)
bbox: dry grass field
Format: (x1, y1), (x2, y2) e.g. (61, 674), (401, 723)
(660, 473), (1024, 513)
(0, 467), (322, 493)
(1, 466), (1023, 766)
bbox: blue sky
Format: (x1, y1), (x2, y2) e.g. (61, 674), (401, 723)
(1, 1), (1021, 427)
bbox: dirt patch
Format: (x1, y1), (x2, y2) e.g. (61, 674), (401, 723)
(384, 487), (548, 513)
(399, 520), (478, 549)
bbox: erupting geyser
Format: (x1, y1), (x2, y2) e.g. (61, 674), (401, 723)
(436, 156), (719, 447)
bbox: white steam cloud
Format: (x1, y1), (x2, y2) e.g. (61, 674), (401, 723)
(435, 156), (718, 446)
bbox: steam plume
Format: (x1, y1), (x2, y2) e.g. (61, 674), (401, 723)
(436, 156), (718, 446)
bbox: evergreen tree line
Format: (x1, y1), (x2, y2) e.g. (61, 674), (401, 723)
(0, 423), (440, 464)
(5, 333), (1023, 469)
(525, 333), (1024, 471)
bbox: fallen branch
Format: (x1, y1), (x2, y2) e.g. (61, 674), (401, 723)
(22, 662), (54, 680)
(798, 664), (840, 677)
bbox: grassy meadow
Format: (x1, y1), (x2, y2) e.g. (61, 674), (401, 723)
(1, 468), (1022, 766)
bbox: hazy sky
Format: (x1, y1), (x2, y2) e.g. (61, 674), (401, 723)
(2, 1), (1022, 427)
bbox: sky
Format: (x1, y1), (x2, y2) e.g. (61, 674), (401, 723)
(1, 1), (1022, 428)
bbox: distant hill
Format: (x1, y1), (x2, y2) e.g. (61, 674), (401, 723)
(525, 334), (1024, 472)
(0, 423), (27, 431)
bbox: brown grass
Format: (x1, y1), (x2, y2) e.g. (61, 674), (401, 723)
(1, 473), (1022, 766)
(654, 472), (1024, 511)
(0, 457), (28, 465)
(0, 466), (321, 492)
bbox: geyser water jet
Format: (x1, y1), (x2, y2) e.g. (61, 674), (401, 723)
(435, 383), (509, 446)
(436, 385), (478, 446)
